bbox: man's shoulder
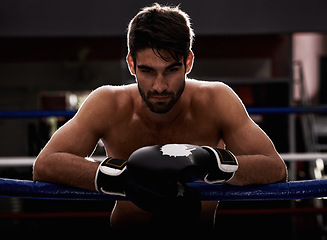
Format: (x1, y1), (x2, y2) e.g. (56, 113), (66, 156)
(90, 84), (138, 104)
(187, 79), (231, 91)
(187, 79), (233, 100)
(187, 79), (246, 125)
(79, 84), (137, 116)
(94, 84), (138, 96)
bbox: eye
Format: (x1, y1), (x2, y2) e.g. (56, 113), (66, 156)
(168, 67), (179, 73)
(140, 69), (153, 73)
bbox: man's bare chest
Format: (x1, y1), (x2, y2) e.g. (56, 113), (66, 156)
(103, 115), (220, 159)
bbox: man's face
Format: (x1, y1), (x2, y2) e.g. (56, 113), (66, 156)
(127, 48), (193, 114)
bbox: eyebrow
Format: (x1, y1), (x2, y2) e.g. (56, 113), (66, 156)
(137, 62), (183, 71)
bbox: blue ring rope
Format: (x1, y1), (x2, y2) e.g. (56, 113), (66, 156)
(247, 106), (327, 114)
(1, 106), (327, 118)
(0, 110), (77, 118)
(0, 178), (326, 201)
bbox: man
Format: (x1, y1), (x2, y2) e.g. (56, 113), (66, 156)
(33, 3), (287, 230)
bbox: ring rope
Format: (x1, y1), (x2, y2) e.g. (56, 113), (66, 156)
(0, 178), (327, 201)
(1, 153), (327, 168)
(0, 106), (327, 118)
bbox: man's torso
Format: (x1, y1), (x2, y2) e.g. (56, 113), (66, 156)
(94, 79), (225, 226)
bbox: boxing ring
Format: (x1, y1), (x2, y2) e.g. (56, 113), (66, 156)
(1, 107), (327, 223)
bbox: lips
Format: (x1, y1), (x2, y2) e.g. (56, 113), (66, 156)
(148, 91), (174, 101)
(150, 95), (172, 102)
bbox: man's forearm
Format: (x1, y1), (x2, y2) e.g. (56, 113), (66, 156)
(227, 154), (287, 186)
(33, 152), (99, 191)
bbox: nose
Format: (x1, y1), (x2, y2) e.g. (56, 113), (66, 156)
(152, 74), (168, 93)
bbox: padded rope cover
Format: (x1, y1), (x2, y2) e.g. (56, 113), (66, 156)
(2, 106), (327, 118)
(0, 178), (327, 201)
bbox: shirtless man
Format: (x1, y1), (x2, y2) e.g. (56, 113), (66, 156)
(33, 3), (287, 229)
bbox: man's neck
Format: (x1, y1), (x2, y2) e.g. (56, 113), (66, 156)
(138, 91), (189, 130)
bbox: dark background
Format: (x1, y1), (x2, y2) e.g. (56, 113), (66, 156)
(1, 0), (327, 238)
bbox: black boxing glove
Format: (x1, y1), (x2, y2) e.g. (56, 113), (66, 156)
(95, 157), (128, 196)
(126, 144), (238, 212)
(95, 155), (201, 218)
(128, 144), (238, 186)
(125, 144), (205, 213)
(94, 156), (198, 216)
(202, 146), (239, 183)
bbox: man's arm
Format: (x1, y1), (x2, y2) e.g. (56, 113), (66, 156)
(216, 84), (287, 186)
(33, 87), (112, 191)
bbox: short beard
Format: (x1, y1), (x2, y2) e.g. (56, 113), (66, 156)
(138, 81), (185, 114)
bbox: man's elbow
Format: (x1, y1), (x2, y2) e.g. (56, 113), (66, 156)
(33, 155), (49, 182)
(275, 159), (288, 183)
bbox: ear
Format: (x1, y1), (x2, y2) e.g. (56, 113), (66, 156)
(185, 50), (194, 74)
(126, 53), (136, 75)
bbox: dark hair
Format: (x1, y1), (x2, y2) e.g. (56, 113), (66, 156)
(127, 3), (194, 63)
